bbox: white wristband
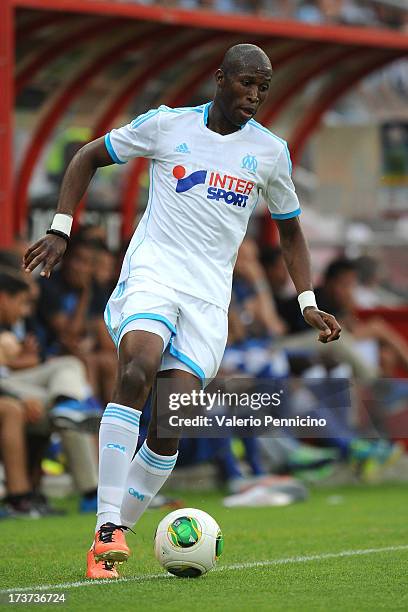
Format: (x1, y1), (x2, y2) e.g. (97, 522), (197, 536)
(50, 214), (73, 236)
(298, 290), (317, 314)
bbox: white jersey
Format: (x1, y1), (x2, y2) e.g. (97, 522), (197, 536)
(105, 102), (300, 311)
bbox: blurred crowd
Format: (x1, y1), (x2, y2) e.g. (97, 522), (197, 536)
(0, 228), (407, 517)
(117, 0), (408, 31)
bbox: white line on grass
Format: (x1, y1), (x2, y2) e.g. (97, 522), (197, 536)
(2, 545), (407, 594)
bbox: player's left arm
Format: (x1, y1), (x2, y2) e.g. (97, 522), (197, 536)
(276, 217), (341, 343)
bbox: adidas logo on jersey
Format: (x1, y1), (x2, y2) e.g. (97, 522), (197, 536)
(175, 142), (190, 154)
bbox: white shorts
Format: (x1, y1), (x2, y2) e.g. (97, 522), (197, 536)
(104, 276), (228, 383)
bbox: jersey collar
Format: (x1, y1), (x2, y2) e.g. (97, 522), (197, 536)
(201, 101), (247, 140)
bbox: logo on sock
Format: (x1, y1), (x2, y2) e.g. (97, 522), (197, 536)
(106, 443), (126, 453)
(128, 488), (145, 501)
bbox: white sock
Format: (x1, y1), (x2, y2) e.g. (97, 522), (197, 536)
(120, 441), (178, 528)
(96, 403), (141, 531)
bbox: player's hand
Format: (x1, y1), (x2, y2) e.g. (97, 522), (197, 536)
(303, 307), (341, 343)
(23, 234), (67, 278)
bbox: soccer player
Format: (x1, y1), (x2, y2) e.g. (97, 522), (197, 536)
(24, 44), (341, 578)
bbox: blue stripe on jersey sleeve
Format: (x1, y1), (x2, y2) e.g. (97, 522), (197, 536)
(271, 207), (301, 220)
(130, 105), (204, 131)
(104, 133), (126, 165)
(130, 109), (159, 129)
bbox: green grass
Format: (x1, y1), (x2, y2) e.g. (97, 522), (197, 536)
(1, 484), (408, 611)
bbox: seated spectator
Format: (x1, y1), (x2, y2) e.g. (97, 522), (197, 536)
(267, 255), (379, 379)
(0, 268), (100, 513)
(234, 238), (286, 338)
(353, 255), (404, 308)
(0, 329), (64, 517)
(37, 236), (117, 403)
(0, 394), (46, 518)
(89, 241), (118, 354)
(231, 248), (403, 475)
(0, 330), (37, 517)
(269, 255), (408, 427)
(314, 257), (408, 375)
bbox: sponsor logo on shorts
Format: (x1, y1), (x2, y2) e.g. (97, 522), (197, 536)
(172, 165), (255, 208)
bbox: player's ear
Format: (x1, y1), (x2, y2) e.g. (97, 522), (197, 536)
(215, 69), (224, 86)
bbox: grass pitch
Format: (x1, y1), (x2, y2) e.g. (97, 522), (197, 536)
(1, 484), (407, 611)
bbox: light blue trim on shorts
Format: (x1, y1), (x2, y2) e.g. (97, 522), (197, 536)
(117, 313), (177, 345)
(169, 341), (206, 382)
(104, 304), (117, 345)
(104, 307), (206, 382)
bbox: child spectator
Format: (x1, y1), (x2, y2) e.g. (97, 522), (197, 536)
(0, 268), (100, 513)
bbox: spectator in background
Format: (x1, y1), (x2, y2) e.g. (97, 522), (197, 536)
(76, 224), (109, 245)
(341, 0), (378, 26)
(271, 257), (358, 335)
(353, 255), (404, 309)
(0, 268), (100, 514)
(0, 269), (98, 425)
(0, 394), (30, 517)
(266, 255), (405, 379)
(117, 0), (406, 30)
(0, 250), (22, 271)
(36, 237), (96, 357)
(90, 241), (118, 354)
(37, 236), (117, 404)
(0, 329), (41, 517)
(222, 241), (341, 479)
(260, 245), (293, 299)
(233, 238), (286, 338)
(0, 391), (51, 518)
(262, 252), (373, 375)
(313, 257), (408, 376)
(296, 0), (324, 23)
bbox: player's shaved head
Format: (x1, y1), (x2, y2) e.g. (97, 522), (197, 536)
(212, 43), (272, 130)
(221, 44), (272, 76)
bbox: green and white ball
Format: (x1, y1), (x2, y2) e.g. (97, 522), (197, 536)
(154, 508), (224, 577)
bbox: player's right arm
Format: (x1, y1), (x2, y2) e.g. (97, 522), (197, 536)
(23, 137), (113, 277)
(24, 109), (160, 277)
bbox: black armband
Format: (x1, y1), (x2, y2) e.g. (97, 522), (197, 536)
(46, 229), (70, 243)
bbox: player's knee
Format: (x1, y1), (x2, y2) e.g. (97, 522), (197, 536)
(117, 357), (156, 401)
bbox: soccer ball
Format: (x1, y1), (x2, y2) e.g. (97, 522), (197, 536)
(154, 508), (224, 577)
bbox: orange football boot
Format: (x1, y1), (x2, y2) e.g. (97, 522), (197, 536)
(93, 523), (130, 564)
(86, 549), (119, 580)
